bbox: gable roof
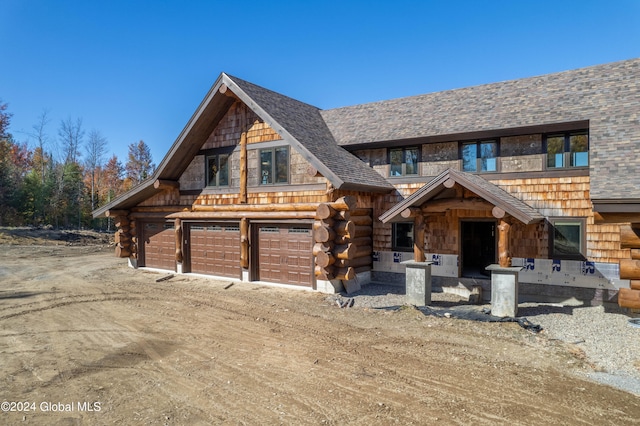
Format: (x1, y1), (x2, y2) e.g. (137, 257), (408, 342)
(320, 58), (640, 204)
(93, 73), (393, 217)
(226, 75), (393, 191)
(379, 168), (545, 225)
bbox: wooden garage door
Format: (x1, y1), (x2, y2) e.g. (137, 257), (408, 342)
(142, 221), (175, 270)
(189, 224), (241, 278)
(258, 225), (313, 286)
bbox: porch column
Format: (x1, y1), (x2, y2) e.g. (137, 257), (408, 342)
(493, 209), (512, 268)
(175, 218), (183, 273)
(240, 218), (250, 281)
(400, 207), (426, 262)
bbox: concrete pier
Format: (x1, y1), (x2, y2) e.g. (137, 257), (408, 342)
(403, 261), (433, 306)
(486, 265), (523, 317)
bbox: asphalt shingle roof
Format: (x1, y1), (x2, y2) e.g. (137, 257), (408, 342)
(320, 58), (640, 201)
(227, 75), (393, 191)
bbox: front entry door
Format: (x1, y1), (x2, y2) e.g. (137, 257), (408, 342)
(461, 221), (496, 278)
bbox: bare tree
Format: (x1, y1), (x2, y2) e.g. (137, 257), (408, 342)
(31, 109), (51, 183)
(85, 129), (107, 210)
(58, 117), (84, 164)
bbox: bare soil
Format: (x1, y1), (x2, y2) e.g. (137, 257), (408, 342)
(0, 231), (639, 425)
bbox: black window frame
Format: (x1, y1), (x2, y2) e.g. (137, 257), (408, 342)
(548, 217), (586, 260)
(460, 140), (499, 173)
(544, 131), (589, 170)
(388, 146), (420, 177)
(205, 148), (233, 187)
(259, 146), (289, 185)
(392, 222), (414, 252)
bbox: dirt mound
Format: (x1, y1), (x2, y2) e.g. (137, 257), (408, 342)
(0, 227), (112, 246)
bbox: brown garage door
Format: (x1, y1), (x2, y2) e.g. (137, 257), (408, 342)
(258, 225), (313, 286)
(142, 221), (175, 271)
(189, 223), (241, 279)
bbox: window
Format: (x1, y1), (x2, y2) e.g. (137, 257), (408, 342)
(389, 147), (419, 176)
(392, 222), (414, 251)
(461, 140), (498, 172)
(260, 146), (289, 184)
(549, 218), (585, 259)
(545, 131), (589, 169)
(206, 153), (230, 187)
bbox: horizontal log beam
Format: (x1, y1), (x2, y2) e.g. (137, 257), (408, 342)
(312, 241), (334, 255)
(315, 251), (335, 268)
(594, 212), (640, 224)
(314, 226), (336, 243)
(632, 249), (640, 260)
(167, 211), (317, 220)
(422, 198), (493, 213)
(335, 220), (355, 236)
(334, 243), (356, 260)
(153, 179), (180, 190)
(620, 258), (640, 280)
(334, 266), (356, 281)
(115, 244), (131, 258)
(105, 209), (129, 218)
(193, 203), (319, 212)
(631, 280), (640, 291)
(401, 207), (421, 219)
(618, 288), (640, 309)
(132, 206), (191, 213)
(335, 209), (371, 220)
(334, 256), (372, 269)
(620, 225), (640, 249)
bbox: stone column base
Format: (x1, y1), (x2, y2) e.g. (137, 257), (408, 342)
(402, 261), (433, 306)
(486, 265), (523, 317)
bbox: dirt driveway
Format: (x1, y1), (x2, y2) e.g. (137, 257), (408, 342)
(1, 243), (639, 425)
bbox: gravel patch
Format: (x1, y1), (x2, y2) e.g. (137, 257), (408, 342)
(328, 283), (640, 396)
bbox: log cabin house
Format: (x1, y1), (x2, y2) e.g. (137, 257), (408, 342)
(93, 57), (640, 308)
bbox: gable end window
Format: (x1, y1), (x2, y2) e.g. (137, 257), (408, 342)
(206, 153), (230, 187)
(461, 140), (498, 172)
(389, 147), (419, 177)
(545, 131), (589, 169)
(260, 146), (289, 185)
(549, 218), (586, 260)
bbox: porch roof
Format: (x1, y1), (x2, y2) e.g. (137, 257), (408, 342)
(379, 168), (545, 225)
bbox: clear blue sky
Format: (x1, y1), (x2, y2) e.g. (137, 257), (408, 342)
(2, 0), (639, 164)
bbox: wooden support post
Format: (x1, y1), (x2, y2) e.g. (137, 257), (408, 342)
(498, 219), (512, 267)
(174, 218), (183, 263)
(240, 131), (248, 204)
(240, 218), (249, 269)
(414, 214), (426, 262)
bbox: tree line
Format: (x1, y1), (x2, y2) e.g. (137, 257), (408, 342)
(0, 100), (155, 229)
